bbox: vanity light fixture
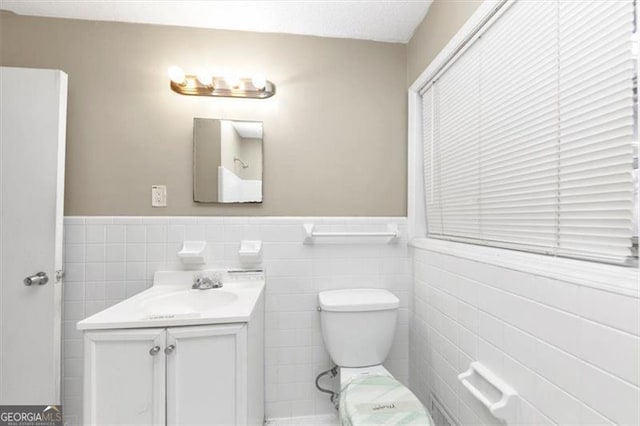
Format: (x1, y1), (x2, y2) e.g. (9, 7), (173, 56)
(168, 66), (275, 99)
(196, 69), (213, 87)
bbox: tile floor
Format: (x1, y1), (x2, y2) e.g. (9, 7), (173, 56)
(265, 414), (339, 425)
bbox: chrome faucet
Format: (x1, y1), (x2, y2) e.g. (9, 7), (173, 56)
(192, 275), (223, 290)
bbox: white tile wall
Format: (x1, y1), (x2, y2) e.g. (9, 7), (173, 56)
(61, 216), (410, 425)
(410, 246), (640, 426)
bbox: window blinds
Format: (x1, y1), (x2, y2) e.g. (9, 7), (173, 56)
(422, 0), (638, 265)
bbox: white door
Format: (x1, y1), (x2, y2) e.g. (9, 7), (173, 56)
(166, 324), (248, 426)
(83, 328), (166, 426)
(0, 66), (67, 404)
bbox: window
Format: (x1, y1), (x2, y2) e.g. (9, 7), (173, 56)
(422, 0), (638, 265)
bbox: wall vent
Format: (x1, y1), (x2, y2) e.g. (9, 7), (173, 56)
(430, 394), (459, 426)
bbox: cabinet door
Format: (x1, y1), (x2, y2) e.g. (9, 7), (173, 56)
(83, 328), (165, 426)
(166, 324), (248, 426)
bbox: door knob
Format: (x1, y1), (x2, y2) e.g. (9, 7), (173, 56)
(149, 346), (161, 356)
(164, 344), (176, 355)
(24, 272), (49, 286)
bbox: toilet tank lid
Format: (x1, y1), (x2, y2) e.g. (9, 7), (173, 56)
(318, 289), (399, 312)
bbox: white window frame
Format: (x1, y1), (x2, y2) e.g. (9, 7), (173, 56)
(407, 0), (640, 293)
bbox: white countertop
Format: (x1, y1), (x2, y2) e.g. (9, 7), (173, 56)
(77, 270), (265, 331)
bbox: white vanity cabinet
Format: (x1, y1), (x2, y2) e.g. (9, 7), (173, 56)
(83, 328), (166, 425)
(83, 322), (262, 426)
(166, 324), (247, 425)
(78, 271), (265, 425)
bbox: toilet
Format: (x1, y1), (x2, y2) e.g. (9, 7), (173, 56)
(318, 289), (434, 425)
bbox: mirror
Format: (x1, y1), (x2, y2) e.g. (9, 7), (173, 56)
(193, 118), (263, 203)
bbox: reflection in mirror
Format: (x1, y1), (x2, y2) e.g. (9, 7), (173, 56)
(193, 118), (263, 203)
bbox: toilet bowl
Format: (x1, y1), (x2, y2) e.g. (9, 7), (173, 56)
(318, 289), (433, 426)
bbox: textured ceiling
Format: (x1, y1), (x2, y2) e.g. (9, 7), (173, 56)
(1, 1), (433, 43)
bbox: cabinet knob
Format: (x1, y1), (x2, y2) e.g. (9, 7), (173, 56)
(164, 344), (176, 355)
(149, 345), (161, 356)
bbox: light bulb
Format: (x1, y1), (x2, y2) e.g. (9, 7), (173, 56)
(196, 69), (213, 86)
(251, 75), (266, 90)
(168, 66), (186, 85)
(224, 74), (240, 89)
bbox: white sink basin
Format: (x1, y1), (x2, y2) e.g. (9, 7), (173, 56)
(140, 289), (239, 317)
(77, 270), (265, 330)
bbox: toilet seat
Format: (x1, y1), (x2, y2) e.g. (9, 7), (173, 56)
(339, 373), (433, 426)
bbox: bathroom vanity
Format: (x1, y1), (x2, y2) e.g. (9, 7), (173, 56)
(77, 270), (265, 426)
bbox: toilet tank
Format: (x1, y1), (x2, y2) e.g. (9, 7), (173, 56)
(318, 289), (399, 368)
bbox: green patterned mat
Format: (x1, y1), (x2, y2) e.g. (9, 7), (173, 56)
(339, 375), (432, 425)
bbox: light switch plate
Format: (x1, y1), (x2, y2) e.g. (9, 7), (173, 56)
(151, 185), (167, 207)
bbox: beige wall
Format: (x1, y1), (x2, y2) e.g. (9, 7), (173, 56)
(406, 0), (482, 86)
(0, 12), (407, 216)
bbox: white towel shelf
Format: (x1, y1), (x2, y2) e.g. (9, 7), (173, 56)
(177, 241), (206, 265)
(303, 223), (399, 244)
(458, 362), (519, 424)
